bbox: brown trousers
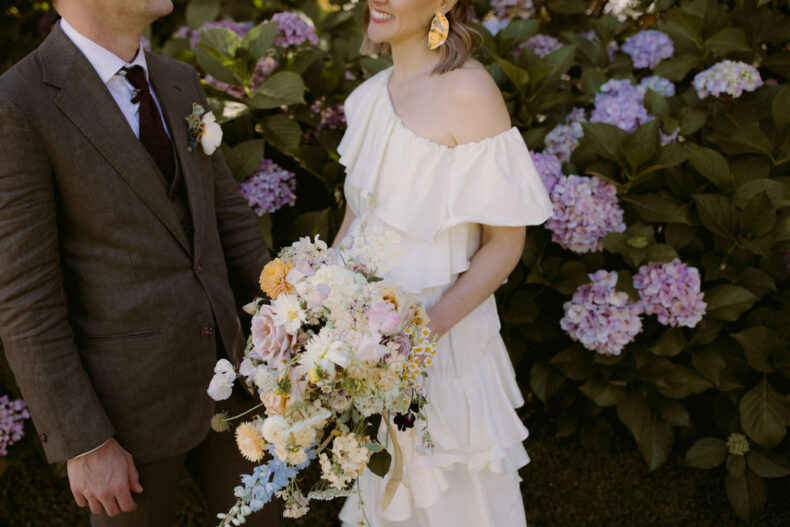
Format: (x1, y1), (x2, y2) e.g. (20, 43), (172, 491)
(90, 389), (279, 527)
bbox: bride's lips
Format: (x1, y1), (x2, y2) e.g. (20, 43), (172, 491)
(369, 4), (394, 24)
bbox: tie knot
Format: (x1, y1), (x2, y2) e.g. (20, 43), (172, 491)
(121, 66), (149, 102)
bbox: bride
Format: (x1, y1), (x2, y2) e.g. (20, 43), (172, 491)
(331, 0), (553, 525)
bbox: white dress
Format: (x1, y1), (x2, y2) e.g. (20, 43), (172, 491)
(336, 67), (554, 527)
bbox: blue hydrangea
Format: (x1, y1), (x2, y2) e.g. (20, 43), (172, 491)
(621, 30), (674, 69)
(692, 60), (763, 99)
(640, 75), (676, 97)
(590, 78), (652, 133)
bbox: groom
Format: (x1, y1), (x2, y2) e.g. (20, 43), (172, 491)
(0, 1), (275, 525)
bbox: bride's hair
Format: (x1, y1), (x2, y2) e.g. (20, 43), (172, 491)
(361, 0), (480, 75)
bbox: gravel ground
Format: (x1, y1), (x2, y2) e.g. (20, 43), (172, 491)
(2, 416), (788, 527)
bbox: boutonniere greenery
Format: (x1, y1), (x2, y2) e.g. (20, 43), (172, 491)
(186, 103), (222, 155)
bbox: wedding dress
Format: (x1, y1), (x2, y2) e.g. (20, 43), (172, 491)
(336, 66), (553, 527)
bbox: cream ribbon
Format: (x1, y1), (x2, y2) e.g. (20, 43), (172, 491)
(380, 416), (406, 511)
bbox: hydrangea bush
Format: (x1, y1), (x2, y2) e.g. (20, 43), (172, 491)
(2, 0), (790, 522)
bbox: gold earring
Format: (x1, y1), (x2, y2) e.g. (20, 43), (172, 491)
(428, 11), (449, 50)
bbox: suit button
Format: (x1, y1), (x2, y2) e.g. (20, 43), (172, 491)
(39, 432), (48, 443)
(200, 327), (214, 338)
(194, 264), (202, 275)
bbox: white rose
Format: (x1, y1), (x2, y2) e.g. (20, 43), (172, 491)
(199, 112), (222, 155)
(287, 449), (308, 465)
(324, 341), (351, 369)
(261, 415), (289, 444)
(290, 422), (317, 448)
(207, 373), (233, 401)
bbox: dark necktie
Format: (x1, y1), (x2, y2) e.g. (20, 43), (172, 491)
(121, 65), (175, 188)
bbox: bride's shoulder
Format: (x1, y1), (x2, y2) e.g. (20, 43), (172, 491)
(438, 61), (512, 145)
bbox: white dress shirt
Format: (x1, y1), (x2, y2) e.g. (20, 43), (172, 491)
(60, 18), (170, 139)
(59, 17), (170, 458)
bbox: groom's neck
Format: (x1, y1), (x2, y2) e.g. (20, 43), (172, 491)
(54, 2), (166, 63)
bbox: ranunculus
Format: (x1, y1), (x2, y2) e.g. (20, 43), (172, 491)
(251, 305), (295, 369)
(260, 258), (295, 299)
(199, 111), (222, 155)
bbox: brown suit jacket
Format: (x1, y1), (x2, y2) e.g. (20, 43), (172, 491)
(0, 24), (269, 464)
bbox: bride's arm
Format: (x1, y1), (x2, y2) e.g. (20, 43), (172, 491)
(331, 204), (356, 248)
(427, 225), (525, 339)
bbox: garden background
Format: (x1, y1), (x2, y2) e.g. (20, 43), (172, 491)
(1, 0), (790, 524)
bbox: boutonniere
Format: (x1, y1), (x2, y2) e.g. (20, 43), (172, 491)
(186, 103), (222, 155)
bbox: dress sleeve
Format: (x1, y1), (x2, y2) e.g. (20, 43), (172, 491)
(443, 128), (554, 233)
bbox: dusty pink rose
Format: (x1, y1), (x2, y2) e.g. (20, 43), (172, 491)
(367, 302), (402, 335)
(251, 305), (295, 368)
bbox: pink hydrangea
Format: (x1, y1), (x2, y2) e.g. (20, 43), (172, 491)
(306, 97), (347, 138)
(518, 34), (563, 57)
(561, 270), (644, 356)
(545, 175), (626, 254)
(270, 12), (318, 47)
(530, 152), (563, 193)
(0, 395), (29, 456)
(544, 108), (586, 162)
(633, 259), (706, 327)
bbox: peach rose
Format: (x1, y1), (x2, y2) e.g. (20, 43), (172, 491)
(251, 305), (295, 368)
(261, 390), (287, 416)
(259, 259), (294, 299)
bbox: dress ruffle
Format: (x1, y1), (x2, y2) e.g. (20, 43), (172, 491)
(337, 67), (553, 293)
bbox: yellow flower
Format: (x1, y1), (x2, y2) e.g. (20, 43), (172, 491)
(307, 368), (321, 384)
(235, 421), (266, 462)
(259, 259), (294, 299)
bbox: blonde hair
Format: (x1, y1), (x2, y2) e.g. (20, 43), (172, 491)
(361, 0), (479, 75)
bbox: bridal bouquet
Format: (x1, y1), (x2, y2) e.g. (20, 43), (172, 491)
(207, 235), (437, 524)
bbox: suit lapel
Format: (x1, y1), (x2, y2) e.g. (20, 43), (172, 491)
(146, 53), (207, 265)
(41, 25), (192, 256)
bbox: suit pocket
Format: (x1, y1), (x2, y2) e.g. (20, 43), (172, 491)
(77, 329), (162, 342)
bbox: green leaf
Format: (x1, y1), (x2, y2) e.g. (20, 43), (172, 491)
(579, 379), (626, 407)
(616, 395), (673, 471)
(643, 89), (669, 118)
(542, 45), (577, 83)
(733, 179), (790, 209)
(732, 327), (783, 374)
(691, 347), (728, 387)
(692, 194), (739, 239)
(704, 285), (758, 321)
(199, 27), (243, 56)
(368, 449), (392, 478)
(548, 346), (595, 381)
(747, 450), (790, 478)
(260, 114), (302, 154)
(623, 193), (694, 225)
(186, 0), (220, 29)
(493, 57), (529, 95)
(708, 114), (772, 157)
(678, 107), (707, 135)
(195, 49), (242, 86)
(740, 192), (776, 237)
(249, 72), (305, 109)
(686, 145), (734, 191)
(580, 122), (628, 165)
(657, 364), (712, 399)
(623, 120), (660, 171)
(244, 21), (278, 62)
(653, 55), (703, 81)
(737, 267), (777, 298)
(739, 379), (790, 448)
(705, 27), (752, 57)
(686, 437), (727, 469)
(726, 453), (746, 476)
(546, 0), (587, 14)
(530, 362), (565, 402)
(223, 139), (265, 181)
(772, 86), (790, 128)
(725, 472), (767, 522)
(648, 328), (687, 357)
(659, 399), (691, 428)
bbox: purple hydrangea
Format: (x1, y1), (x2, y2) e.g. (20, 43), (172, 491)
(530, 152), (563, 193)
(590, 78), (652, 133)
(545, 175), (626, 253)
(544, 108), (586, 162)
(579, 29), (619, 62)
(621, 30), (674, 69)
(660, 127), (679, 145)
(482, 0), (535, 34)
(640, 75), (676, 97)
(204, 56), (279, 99)
(178, 20), (255, 50)
(270, 12), (318, 47)
(692, 60), (763, 99)
(0, 396), (29, 456)
(239, 159), (297, 216)
(633, 259), (706, 327)
(519, 34), (563, 57)
(560, 270), (644, 356)
(306, 97), (346, 138)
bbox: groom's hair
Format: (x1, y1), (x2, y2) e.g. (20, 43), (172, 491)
(361, 0), (480, 75)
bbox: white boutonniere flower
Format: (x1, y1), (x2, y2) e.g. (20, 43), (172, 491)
(186, 103), (223, 155)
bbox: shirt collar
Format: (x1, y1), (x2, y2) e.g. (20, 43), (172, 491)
(60, 18), (149, 85)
